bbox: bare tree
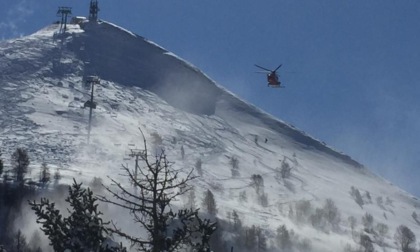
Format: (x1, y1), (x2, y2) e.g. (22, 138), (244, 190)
(99, 130), (216, 252)
(394, 225), (416, 252)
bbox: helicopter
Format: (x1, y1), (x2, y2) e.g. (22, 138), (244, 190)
(255, 64), (283, 88)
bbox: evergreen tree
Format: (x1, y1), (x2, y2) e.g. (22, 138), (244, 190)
(348, 216), (357, 232)
(229, 157), (239, 178)
(232, 210), (242, 230)
(53, 168), (61, 185)
(202, 189), (217, 216)
(350, 186), (364, 208)
(276, 225), (292, 250)
(360, 234), (374, 252)
(186, 186), (196, 209)
(195, 159), (203, 176)
(11, 148), (30, 184)
(29, 179), (123, 252)
(0, 150), (3, 176)
(244, 225), (257, 250)
(39, 162), (50, 188)
(256, 227), (267, 251)
(376, 196), (383, 207)
(251, 174), (264, 195)
(323, 198), (341, 229)
(13, 230), (29, 252)
(364, 191), (372, 203)
(362, 213), (374, 232)
(239, 191), (247, 203)
(259, 193), (268, 207)
(280, 158), (292, 179)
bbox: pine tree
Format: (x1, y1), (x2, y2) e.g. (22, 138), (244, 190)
(195, 158), (203, 176)
(239, 191), (247, 202)
(276, 225), (292, 250)
(323, 198), (341, 229)
(186, 186), (196, 209)
(53, 168), (61, 185)
(360, 234), (374, 252)
(259, 193), (268, 207)
(244, 225), (257, 250)
(256, 227), (267, 251)
(39, 162), (50, 188)
(29, 179), (123, 252)
(0, 150), (3, 176)
(350, 186), (364, 208)
(11, 148), (30, 184)
(202, 189), (217, 216)
(229, 156), (239, 178)
(251, 174), (264, 195)
(279, 157), (292, 179)
(232, 210), (242, 230)
(181, 145), (185, 159)
(362, 213), (374, 232)
(13, 230), (29, 252)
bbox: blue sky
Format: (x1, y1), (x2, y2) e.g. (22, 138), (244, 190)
(1, 0), (420, 197)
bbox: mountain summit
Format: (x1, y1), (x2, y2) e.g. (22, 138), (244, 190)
(0, 20), (418, 251)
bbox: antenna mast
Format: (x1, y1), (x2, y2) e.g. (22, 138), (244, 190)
(89, 0), (100, 21)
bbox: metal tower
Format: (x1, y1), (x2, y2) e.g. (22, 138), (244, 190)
(57, 7), (72, 31)
(89, 0), (100, 21)
(84, 76), (100, 144)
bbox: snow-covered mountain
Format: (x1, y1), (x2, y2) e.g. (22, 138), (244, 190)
(0, 20), (419, 251)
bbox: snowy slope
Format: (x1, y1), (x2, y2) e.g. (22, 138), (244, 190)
(0, 20), (419, 251)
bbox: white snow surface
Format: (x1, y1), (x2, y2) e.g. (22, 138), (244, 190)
(0, 21), (419, 251)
